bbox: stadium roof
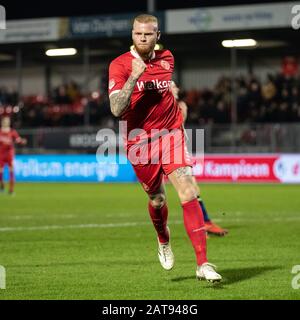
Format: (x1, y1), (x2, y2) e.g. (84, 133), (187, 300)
(0, 26), (299, 68)
(2, 0), (290, 20)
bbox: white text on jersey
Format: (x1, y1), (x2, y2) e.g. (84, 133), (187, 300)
(136, 80), (172, 92)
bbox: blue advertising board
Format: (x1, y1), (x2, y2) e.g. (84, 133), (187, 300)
(3, 155), (137, 183)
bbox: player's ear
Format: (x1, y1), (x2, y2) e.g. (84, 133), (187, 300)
(157, 31), (161, 41)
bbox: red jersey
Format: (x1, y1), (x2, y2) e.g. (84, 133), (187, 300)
(0, 129), (21, 155)
(108, 49), (183, 144)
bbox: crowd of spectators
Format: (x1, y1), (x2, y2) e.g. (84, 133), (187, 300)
(0, 81), (113, 128)
(1, 72), (300, 129)
(182, 72), (300, 125)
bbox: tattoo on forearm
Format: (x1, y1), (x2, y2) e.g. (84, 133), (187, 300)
(110, 75), (138, 117)
(175, 166), (192, 178)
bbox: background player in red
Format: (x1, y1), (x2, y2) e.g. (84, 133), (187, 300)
(0, 116), (27, 195)
(171, 81), (228, 236)
(108, 14), (222, 282)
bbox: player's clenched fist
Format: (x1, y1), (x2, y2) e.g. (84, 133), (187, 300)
(131, 58), (146, 79)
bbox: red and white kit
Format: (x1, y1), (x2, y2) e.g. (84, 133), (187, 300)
(0, 129), (22, 167)
(109, 49), (192, 193)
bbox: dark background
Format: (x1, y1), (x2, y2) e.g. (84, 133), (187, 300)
(1, 0), (288, 20)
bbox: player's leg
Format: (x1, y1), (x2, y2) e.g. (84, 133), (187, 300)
(148, 184), (174, 271)
(8, 164), (15, 194)
(133, 164), (174, 270)
(0, 164), (4, 192)
(194, 178), (228, 236)
(168, 166), (221, 282)
(168, 167), (207, 264)
(148, 184), (169, 244)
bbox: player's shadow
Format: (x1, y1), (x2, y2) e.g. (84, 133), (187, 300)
(171, 265), (281, 285)
(220, 265), (281, 285)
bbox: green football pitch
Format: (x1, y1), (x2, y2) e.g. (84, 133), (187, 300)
(0, 183), (300, 300)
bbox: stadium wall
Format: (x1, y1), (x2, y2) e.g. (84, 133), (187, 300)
(0, 66), (46, 95)
(0, 63), (107, 96)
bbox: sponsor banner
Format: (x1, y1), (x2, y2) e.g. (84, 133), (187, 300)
(0, 18), (62, 43)
(3, 155), (136, 182)
(3, 154), (300, 184)
(166, 2), (297, 33)
(193, 154), (300, 183)
(273, 155), (300, 183)
(69, 12), (164, 38)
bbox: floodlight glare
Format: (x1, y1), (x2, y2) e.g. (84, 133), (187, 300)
(45, 48), (77, 56)
(222, 39), (257, 48)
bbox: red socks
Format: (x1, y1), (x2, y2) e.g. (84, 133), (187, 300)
(148, 202), (169, 244)
(148, 198), (208, 265)
(182, 198), (208, 266)
(9, 170), (14, 193)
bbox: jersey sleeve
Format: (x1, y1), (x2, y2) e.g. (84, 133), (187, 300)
(167, 50), (174, 72)
(12, 130), (22, 143)
(108, 59), (128, 98)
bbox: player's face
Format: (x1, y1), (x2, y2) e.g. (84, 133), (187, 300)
(1, 117), (10, 128)
(132, 21), (160, 57)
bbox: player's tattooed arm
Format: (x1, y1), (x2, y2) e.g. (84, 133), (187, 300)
(110, 58), (146, 117)
(109, 75), (138, 117)
(174, 166), (193, 178)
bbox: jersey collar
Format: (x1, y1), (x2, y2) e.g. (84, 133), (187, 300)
(130, 47), (156, 60)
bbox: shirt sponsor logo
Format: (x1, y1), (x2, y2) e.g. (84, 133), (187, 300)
(160, 60), (170, 70)
(136, 79), (171, 92)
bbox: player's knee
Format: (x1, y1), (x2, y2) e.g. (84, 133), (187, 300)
(149, 193), (166, 209)
(194, 182), (200, 196)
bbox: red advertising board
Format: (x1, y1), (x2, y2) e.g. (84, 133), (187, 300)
(192, 154), (300, 183)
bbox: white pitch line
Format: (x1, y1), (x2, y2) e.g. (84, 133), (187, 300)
(0, 214), (76, 220)
(0, 217), (300, 233)
(0, 221), (182, 233)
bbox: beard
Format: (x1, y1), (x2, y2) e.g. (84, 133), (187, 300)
(133, 40), (155, 57)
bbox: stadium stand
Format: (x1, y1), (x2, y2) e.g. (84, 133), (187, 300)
(1, 71), (300, 129)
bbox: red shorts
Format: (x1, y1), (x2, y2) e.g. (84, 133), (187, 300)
(128, 128), (192, 194)
(0, 153), (14, 168)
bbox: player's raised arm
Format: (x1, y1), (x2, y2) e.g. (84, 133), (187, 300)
(109, 58), (146, 117)
(13, 130), (27, 146)
(15, 136), (27, 146)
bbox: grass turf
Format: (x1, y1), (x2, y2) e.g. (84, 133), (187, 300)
(0, 183), (300, 300)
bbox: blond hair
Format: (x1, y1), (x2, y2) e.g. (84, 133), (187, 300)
(133, 14), (159, 29)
